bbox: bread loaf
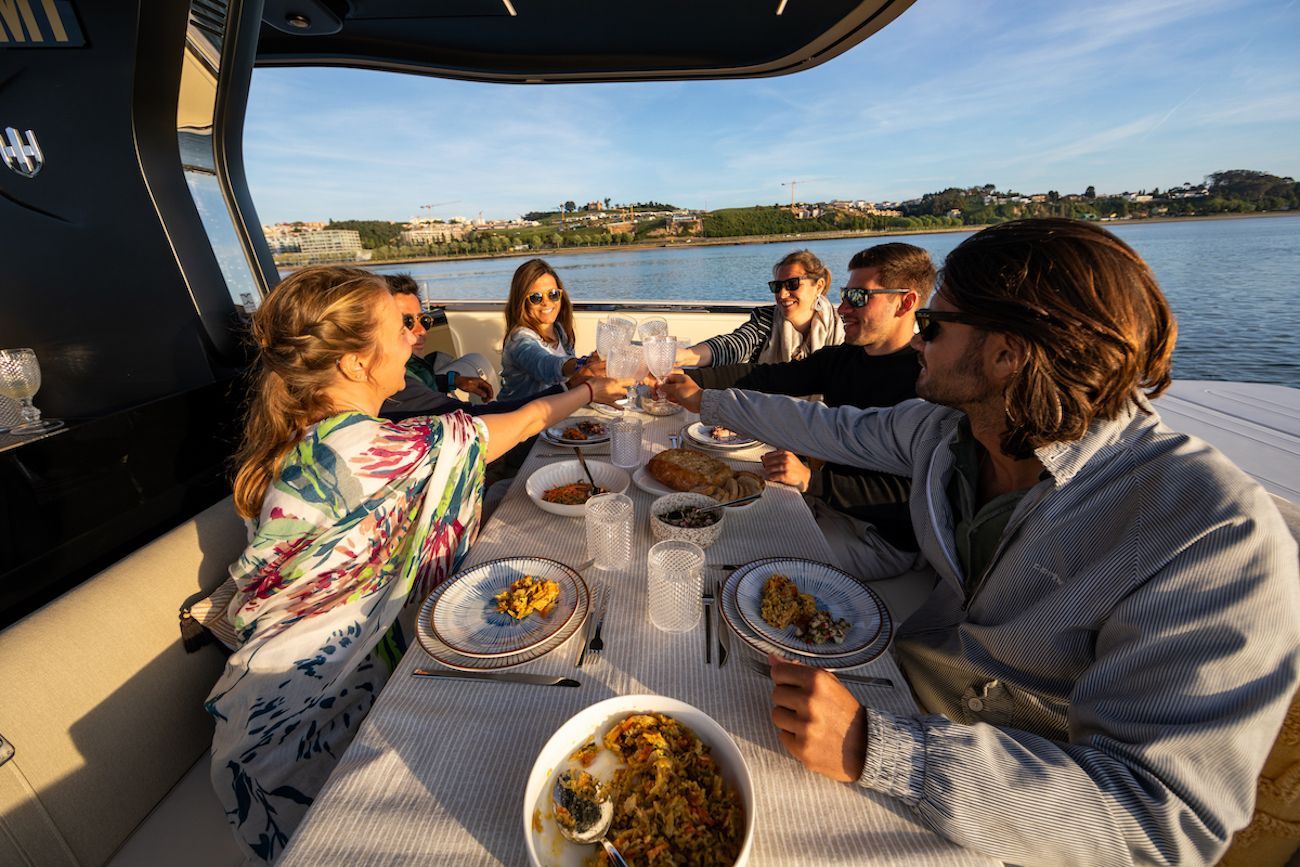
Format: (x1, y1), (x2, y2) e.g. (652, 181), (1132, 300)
(647, 448), (731, 492)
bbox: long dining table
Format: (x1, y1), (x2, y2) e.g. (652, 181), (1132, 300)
(277, 407), (999, 866)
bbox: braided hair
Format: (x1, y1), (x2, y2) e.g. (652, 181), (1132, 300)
(232, 266), (388, 518)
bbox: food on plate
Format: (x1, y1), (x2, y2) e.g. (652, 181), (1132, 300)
(656, 506), (721, 529)
(494, 575), (560, 620)
(597, 712), (745, 865)
(543, 481), (603, 505)
(570, 740), (600, 768)
(759, 573), (851, 644)
(709, 425), (747, 443)
(560, 420), (607, 441)
(553, 769), (606, 834)
(647, 447), (732, 492)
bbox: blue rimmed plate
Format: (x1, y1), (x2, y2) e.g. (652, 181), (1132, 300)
(686, 421), (756, 449)
(543, 417), (610, 446)
(719, 558), (891, 669)
(427, 557), (582, 659)
(734, 559), (881, 657)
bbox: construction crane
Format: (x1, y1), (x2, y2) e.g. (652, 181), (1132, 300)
(781, 180), (806, 214)
(419, 200), (460, 220)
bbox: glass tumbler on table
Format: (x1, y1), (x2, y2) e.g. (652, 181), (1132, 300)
(647, 540), (704, 632)
(608, 416), (643, 468)
(585, 492), (634, 572)
(0, 348), (64, 434)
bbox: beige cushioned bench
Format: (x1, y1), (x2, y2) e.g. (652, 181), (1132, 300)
(0, 497), (246, 866)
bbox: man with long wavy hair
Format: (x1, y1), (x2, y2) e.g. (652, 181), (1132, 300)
(662, 218), (1299, 865)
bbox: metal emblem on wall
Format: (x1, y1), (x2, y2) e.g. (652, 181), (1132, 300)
(0, 0), (85, 46)
(2, 128), (44, 178)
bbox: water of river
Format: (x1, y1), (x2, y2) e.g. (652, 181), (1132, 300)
(366, 215), (1300, 388)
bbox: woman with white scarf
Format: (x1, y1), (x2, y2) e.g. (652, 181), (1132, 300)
(677, 250), (844, 367)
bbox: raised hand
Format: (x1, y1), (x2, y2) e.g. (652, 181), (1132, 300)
(659, 373), (703, 413)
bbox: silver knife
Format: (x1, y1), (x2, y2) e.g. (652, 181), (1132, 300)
(702, 584), (713, 665)
(714, 578), (730, 667)
(412, 668), (581, 687)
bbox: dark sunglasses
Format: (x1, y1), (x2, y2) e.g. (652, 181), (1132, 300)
(839, 287), (908, 308)
(914, 308), (999, 341)
(527, 289), (563, 305)
(401, 313), (436, 331)
(767, 276), (812, 294)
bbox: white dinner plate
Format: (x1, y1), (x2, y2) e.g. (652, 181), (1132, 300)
(719, 558), (893, 669)
(416, 559), (590, 670)
(734, 560), (881, 657)
(429, 558), (581, 657)
(686, 421), (756, 449)
(544, 417), (610, 445)
(632, 465), (761, 511)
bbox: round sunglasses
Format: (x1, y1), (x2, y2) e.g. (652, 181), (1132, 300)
(527, 288), (563, 305)
(401, 313), (437, 331)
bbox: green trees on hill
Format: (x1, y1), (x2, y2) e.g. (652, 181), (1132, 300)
(327, 220), (404, 248)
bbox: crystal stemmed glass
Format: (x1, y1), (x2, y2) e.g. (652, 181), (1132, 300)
(0, 348), (64, 433)
(606, 342), (642, 408)
(595, 318), (617, 361)
(642, 335), (677, 397)
(607, 315), (637, 345)
(637, 317), (669, 341)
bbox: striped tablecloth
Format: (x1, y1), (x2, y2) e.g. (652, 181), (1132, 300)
(278, 410), (997, 866)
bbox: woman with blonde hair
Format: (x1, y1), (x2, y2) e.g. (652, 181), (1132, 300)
(498, 258), (592, 401)
(207, 266), (626, 862)
(677, 249), (844, 366)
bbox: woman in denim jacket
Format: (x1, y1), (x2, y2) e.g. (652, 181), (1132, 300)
(498, 259), (590, 401)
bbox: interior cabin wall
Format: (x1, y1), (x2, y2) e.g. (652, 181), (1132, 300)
(0, 0), (270, 624)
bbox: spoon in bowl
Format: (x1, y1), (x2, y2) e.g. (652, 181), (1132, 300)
(660, 491), (762, 523)
(552, 769), (628, 867)
(573, 447), (602, 494)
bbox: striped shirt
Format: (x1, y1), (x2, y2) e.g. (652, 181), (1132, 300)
(701, 389), (1300, 866)
(702, 305), (776, 365)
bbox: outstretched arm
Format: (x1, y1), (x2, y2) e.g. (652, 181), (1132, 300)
(479, 377), (627, 463)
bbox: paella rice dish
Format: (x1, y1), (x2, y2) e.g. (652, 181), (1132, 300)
(494, 575), (560, 620)
(588, 712), (745, 866)
(543, 481), (603, 505)
(759, 573), (851, 644)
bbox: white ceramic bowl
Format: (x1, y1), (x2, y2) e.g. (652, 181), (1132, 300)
(523, 695), (755, 867)
(525, 460), (630, 517)
(649, 492), (726, 549)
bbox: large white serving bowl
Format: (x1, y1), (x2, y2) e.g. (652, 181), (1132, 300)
(525, 460), (631, 517)
(523, 695), (755, 867)
(649, 492), (726, 548)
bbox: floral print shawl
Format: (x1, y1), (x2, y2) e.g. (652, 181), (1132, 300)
(206, 410), (486, 862)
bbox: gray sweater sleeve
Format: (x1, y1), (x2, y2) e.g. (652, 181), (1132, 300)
(700, 387), (936, 477)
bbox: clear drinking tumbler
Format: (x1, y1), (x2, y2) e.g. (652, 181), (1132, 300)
(585, 492), (634, 571)
(609, 416), (643, 468)
(647, 540), (704, 632)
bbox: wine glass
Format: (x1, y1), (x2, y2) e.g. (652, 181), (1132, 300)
(638, 317), (668, 341)
(642, 335), (677, 397)
(0, 348), (64, 433)
(607, 315), (637, 345)
(595, 318), (617, 361)
(606, 342), (642, 408)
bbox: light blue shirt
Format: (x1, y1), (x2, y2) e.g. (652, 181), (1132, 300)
(498, 324), (574, 402)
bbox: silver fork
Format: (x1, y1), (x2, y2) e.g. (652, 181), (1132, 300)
(587, 586), (608, 657)
(741, 655), (894, 688)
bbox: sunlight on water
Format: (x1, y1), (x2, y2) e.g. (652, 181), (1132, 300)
(366, 215), (1300, 388)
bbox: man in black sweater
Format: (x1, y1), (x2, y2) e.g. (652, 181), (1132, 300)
(688, 243), (935, 611)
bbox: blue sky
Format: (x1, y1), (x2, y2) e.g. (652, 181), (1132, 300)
(244, 0), (1300, 224)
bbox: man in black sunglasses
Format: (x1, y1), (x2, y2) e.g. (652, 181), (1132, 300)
(385, 273), (495, 401)
(686, 243), (936, 604)
(663, 218), (1299, 867)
